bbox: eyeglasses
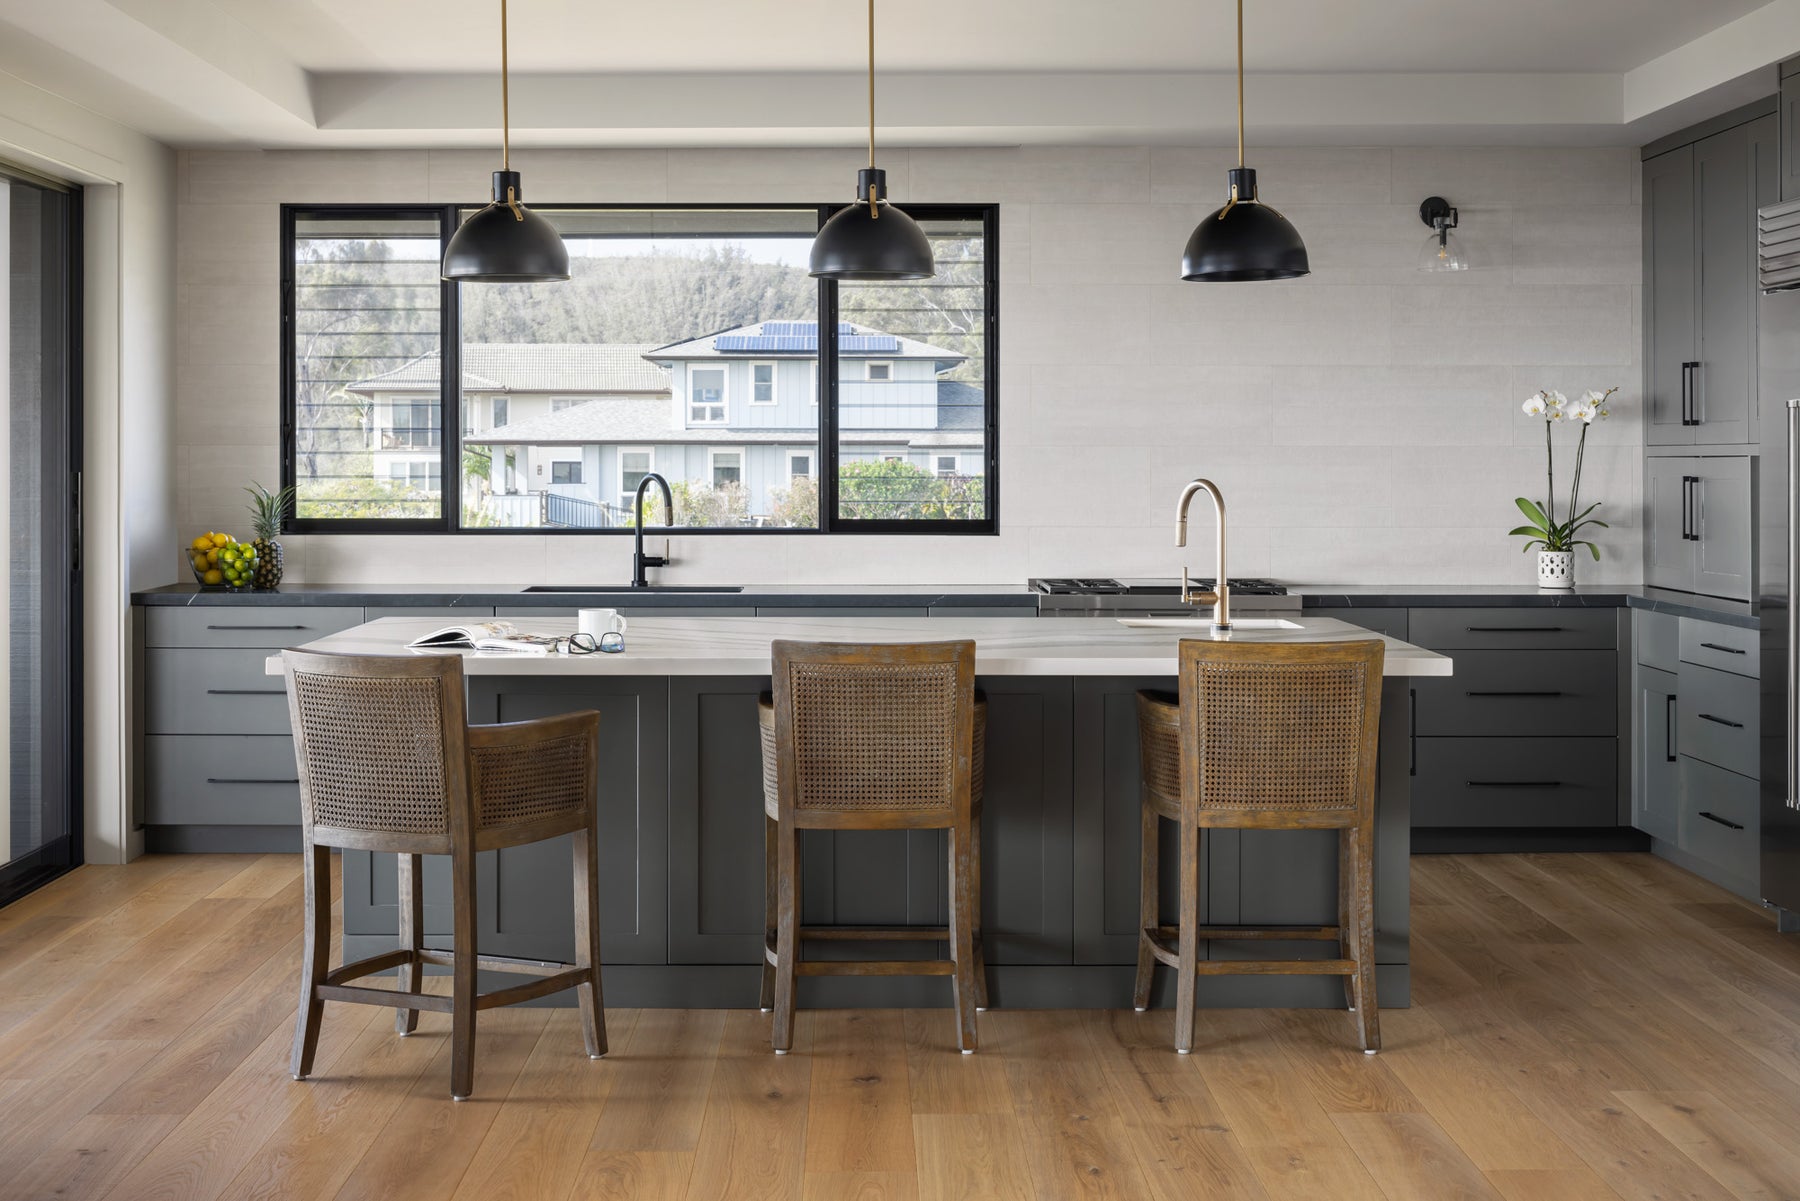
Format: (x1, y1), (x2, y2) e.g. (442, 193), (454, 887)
(563, 632), (624, 655)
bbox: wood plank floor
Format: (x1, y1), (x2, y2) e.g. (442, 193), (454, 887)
(3, 851), (1800, 1199)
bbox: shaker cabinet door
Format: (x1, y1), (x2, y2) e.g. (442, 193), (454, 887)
(1644, 146), (1698, 446)
(1693, 115), (1777, 445)
(1633, 665), (1681, 843)
(1691, 456), (1755, 601)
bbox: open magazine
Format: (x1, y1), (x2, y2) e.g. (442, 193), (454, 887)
(406, 620), (563, 656)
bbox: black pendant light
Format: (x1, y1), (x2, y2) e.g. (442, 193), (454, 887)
(1181, 0), (1309, 282)
(442, 0), (569, 283)
(809, 0), (934, 280)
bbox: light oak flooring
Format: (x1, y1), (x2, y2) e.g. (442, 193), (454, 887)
(2, 851), (1800, 1199)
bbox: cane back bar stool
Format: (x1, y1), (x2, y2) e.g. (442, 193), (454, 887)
(282, 650), (607, 1100)
(757, 639), (987, 1054)
(1133, 638), (1385, 1055)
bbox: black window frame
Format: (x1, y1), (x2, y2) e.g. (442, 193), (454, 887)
(279, 201), (998, 536)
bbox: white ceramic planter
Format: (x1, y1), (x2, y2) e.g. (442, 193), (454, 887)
(1537, 550), (1574, 590)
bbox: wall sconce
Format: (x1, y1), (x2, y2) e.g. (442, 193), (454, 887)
(1417, 196), (1469, 272)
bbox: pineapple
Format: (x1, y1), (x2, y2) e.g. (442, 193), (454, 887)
(244, 483), (294, 591)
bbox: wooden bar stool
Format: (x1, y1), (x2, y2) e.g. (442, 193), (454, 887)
(756, 639), (986, 1054)
(281, 650), (607, 1100)
(1132, 638), (1385, 1054)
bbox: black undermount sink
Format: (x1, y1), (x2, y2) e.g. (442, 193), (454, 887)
(521, 584), (746, 593)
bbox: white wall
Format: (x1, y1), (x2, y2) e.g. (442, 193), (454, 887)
(0, 66), (177, 864)
(174, 144), (1641, 588)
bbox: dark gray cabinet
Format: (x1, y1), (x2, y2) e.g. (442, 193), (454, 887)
(1783, 57), (1800, 202)
(1643, 113), (1778, 447)
(1633, 665), (1680, 843)
(1407, 607), (1623, 831)
(1645, 455), (1755, 600)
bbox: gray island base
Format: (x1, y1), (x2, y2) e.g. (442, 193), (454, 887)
(268, 615), (1449, 1012)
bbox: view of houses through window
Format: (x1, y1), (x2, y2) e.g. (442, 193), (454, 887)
(287, 206), (993, 530)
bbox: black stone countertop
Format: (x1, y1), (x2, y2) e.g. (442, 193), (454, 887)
(130, 580), (1769, 630)
(1292, 584), (1765, 630)
(129, 582), (1040, 609)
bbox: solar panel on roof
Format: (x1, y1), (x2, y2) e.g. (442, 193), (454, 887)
(759, 321), (854, 337)
(840, 336), (900, 352)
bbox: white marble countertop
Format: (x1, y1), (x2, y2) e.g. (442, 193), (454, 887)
(264, 615), (1452, 678)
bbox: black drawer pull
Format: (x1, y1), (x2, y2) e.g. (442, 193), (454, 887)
(206, 777), (299, 785)
(1698, 642), (1746, 655)
(205, 688), (287, 696)
(1466, 781), (1563, 788)
(1697, 810), (1744, 831)
(205, 624), (308, 631)
(1466, 690), (1563, 697)
(1697, 713), (1745, 729)
(1666, 694), (1677, 763)
(1464, 626), (1564, 633)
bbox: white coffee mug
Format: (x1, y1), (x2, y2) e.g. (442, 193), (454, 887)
(578, 608), (628, 639)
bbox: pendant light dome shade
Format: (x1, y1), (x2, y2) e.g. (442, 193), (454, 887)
(1181, 167), (1309, 281)
(443, 170), (571, 282)
(810, 168), (935, 280)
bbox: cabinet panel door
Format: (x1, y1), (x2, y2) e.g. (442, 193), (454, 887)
(1414, 737), (1617, 828)
(1644, 456), (1696, 592)
(1694, 117), (1777, 445)
(1634, 665), (1681, 842)
(1692, 456), (1755, 601)
(1412, 650), (1617, 737)
(1644, 146), (1698, 446)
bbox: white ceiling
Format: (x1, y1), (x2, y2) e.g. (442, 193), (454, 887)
(0, 0), (1795, 149)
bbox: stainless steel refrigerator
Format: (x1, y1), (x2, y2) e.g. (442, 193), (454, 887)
(1758, 198), (1800, 926)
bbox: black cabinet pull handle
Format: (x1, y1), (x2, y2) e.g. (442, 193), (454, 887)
(1697, 713), (1745, 728)
(205, 688), (286, 696)
(1698, 642), (1746, 655)
(1682, 361), (1701, 425)
(206, 777), (299, 785)
(1682, 476), (1701, 541)
(1466, 781), (1563, 788)
(1666, 693), (1677, 763)
(1464, 625), (1564, 633)
(1697, 810), (1744, 831)
(1691, 476), (1704, 541)
(205, 624), (307, 631)
(1466, 690), (1563, 697)
(1681, 475), (1691, 540)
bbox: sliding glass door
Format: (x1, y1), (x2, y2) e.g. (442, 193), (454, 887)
(0, 164), (80, 905)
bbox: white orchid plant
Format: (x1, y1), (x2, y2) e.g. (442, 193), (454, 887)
(1511, 387), (1619, 559)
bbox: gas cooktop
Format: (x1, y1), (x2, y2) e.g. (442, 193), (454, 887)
(1031, 577), (1289, 596)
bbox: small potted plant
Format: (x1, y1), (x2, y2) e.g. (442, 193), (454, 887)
(244, 482), (295, 591)
(1510, 388), (1618, 589)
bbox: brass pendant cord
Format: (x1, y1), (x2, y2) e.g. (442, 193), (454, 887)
(867, 0), (879, 218)
(500, 0), (522, 220)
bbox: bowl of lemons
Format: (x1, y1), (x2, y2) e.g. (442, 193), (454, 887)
(187, 532), (259, 591)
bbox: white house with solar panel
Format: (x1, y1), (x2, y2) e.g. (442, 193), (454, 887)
(451, 319), (982, 526)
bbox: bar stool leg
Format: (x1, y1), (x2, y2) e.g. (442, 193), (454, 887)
(450, 846), (479, 1100)
(948, 824), (979, 1053)
(1133, 793), (1159, 1011)
(771, 819), (801, 1054)
(291, 842), (331, 1080)
(1337, 830), (1355, 1013)
(760, 814), (777, 1013)
(396, 852), (423, 1035)
(1173, 816), (1202, 1054)
(970, 809), (988, 1011)
(573, 824), (607, 1058)
(1350, 822), (1381, 1053)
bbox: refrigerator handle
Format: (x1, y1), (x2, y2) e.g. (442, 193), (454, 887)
(1788, 400), (1799, 810)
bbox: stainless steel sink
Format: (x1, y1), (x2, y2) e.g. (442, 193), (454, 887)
(521, 584), (745, 593)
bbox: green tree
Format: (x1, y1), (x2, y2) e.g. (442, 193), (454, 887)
(837, 459), (984, 521)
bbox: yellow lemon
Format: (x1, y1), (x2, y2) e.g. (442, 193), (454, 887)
(191, 534), (212, 551)
(202, 568), (224, 585)
(211, 532), (232, 548)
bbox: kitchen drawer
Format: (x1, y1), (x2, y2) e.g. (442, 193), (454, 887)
(146, 606), (364, 648)
(1412, 649), (1617, 737)
(145, 648), (293, 735)
(1677, 617), (1759, 678)
(1676, 662), (1759, 775)
(1678, 755), (1759, 882)
(1413, 737), (1618, 827)
(1407, 607), (1616, 651)
(146, 735), (299, 825)
(1636, 610), (1679, 672)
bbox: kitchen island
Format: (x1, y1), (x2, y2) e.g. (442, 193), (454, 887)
(267, 614), (1449, 1010)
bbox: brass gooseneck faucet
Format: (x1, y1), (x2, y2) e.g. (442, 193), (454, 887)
(1175, 479), (1231, 630)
